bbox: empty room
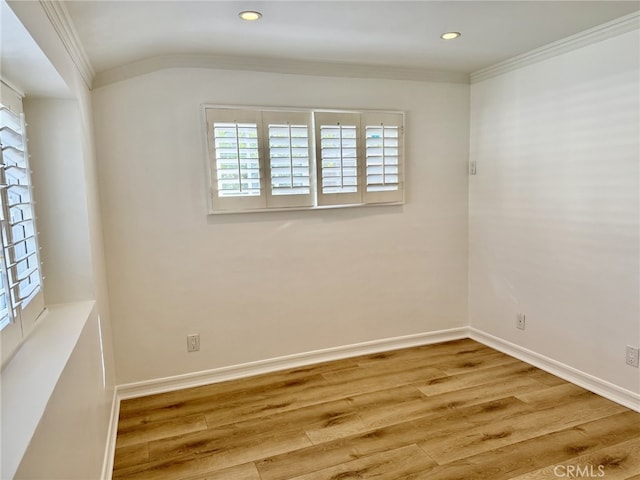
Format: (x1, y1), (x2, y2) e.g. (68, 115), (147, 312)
(1, 1), (639, 479)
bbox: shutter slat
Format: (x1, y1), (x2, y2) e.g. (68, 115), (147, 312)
(212, 120), (261, 197)
(0, 97), (43, 333)
(268, 123), (310, 197)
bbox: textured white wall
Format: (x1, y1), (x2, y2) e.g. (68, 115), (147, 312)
(92, 69), (470, 384)
(469, 30), (640, 393)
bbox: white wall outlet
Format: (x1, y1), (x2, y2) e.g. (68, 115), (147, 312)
(626, 346), (639, 367)
(187, 334), (200, 352)
(516, 313), (526, 330)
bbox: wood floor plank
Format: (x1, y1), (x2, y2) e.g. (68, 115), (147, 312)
(201, 367), (441, 431)
(182, 462), (261, 480)
(112, 339), (640, 480)
(354, 376), (549, 434)
(113, 444), (149, 471)
(321, 364), (447, 394)
(147, 422), (313, 465)
(120, 357), (357, 416)
(119, 372), (331, 430)
(287, 444), (437, 480)
(256, 396), (533, 480)
(515, 382), (594, 407)
(418, 361), (564, 397)
(408, 374), (549, 412)
(507, 437), (640, 480)
(419, 391), (630, 464)
(115, 413), (208, 448)
(353, 339), (491, 367)
(114, 427), (311, 480)
(429, 350), (521, 375)
(406, 410), (640, 480)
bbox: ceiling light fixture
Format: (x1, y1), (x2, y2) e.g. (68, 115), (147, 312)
(441, 32), (461, 40)
(239, 10), (262, 21)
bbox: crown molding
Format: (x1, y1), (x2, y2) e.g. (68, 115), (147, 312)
(92, 53), (470, 89)
(39, 0), (95, 88)
(471, 11), (640, 83)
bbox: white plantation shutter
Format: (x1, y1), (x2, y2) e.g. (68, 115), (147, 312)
(0, 84), (45, 365)
(262, 111), (313, 208)
(206, 108), (266, 211)
(315, 112), (363, 206)
(205, 106), (404, 213)
(363, 112), (404, 204)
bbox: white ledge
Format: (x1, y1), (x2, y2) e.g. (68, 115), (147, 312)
(0, 300), (96, 479)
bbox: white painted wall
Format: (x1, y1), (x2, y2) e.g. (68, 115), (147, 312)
(469, 30), (640, 393)
(92, 69), (470, 384)
(2, 1), (117, 478)
(12, 306), (108, 480)
(25, 98), (94, 303)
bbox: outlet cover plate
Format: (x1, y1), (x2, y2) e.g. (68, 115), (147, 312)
(626, 346), (639, 367)
(187, 334), (200, 352)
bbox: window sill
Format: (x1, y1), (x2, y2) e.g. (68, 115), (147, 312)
(208, 200), (404, 215)
(0, 300), (96, 479)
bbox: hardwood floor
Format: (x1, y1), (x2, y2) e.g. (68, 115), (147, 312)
(113, 339), (640, 479)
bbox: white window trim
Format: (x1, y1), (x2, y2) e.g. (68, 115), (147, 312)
(203, 105), (405, 215)
(0, 81), (45, 368)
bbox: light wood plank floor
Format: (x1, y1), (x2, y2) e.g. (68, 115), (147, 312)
(113, 339), (640, 479)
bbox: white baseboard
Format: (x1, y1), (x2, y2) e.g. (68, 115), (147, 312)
(469, 327), (640, 413)
(116, 328), (468, 400)
(101, 388), (120, 480)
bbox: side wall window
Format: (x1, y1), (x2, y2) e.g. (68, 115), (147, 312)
(0, 82), (45, 367)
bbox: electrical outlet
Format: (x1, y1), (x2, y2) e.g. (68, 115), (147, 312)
(516, 313), (526, 330)
(626, 346), (639, 367)
(187, 334), (200, 352)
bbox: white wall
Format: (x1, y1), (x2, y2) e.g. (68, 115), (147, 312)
(25, 98), (94, 303)
(14, 307), (108, 480)
(3, 1), (116, 478)
(469, 30), (640, 393)
(92, 69), (470, 384)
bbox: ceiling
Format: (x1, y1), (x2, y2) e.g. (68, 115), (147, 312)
(63, 0), (640, 77)
(2, 0), (639, 98)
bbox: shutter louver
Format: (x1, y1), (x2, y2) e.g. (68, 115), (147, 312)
(320, 125), (358, 194)
(206, 109), (266, 211)
(366, 125), (399, 191)
(0, 101), (43, 335)
(263, 111), (313, 208)
(269, 124), (310, 196)
(363, 112), (404, 204)
(213, 123), (260, 197)
(315, 112), (362, 206)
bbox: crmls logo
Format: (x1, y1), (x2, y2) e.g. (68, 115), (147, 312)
(553, 465), (605, 478)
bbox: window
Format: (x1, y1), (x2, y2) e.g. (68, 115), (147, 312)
(205, 106), (404, 213)
(0, 82), (44, 366)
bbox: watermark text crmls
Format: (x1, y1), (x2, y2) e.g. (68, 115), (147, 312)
(553, 465), (605, 478)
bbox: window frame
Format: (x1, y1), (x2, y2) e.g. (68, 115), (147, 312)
(0, 81), (45, 367)
(204, 105), (405, 215)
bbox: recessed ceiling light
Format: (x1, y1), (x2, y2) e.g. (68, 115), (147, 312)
(441, 32), (461, 40)
(239, 10), (262, 21)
